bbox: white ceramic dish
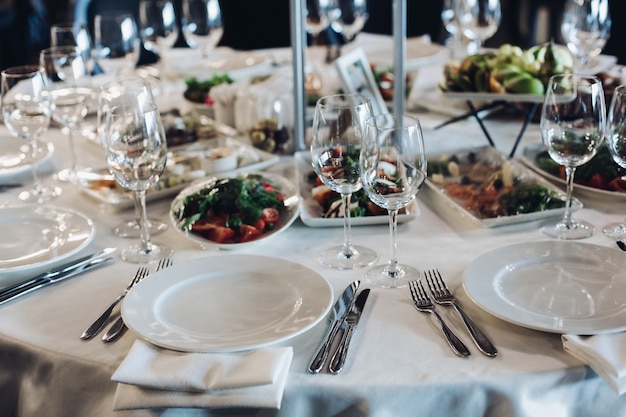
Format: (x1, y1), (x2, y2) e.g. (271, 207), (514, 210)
(294, 151), (419, 227)
(122, 254), (333, 352)
(463, 241), (626, 334)
(0, 205), (95, 288)
(366, 35), (448, 71)
(0, 140), (53, 180)
(425, 145), (583, 227)
(169, 172), (300, 249)
(75, 137), (279, 209)
(521, 142), (626, 201)
(164, 48), (272, 81)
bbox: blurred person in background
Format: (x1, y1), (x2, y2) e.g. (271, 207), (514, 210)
(0, 0), (50, 71)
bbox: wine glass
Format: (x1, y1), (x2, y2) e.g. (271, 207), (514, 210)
(305, 0), (340, 45)
(330, 0), (368, 43)
(1, 65), (61, 203)
(50, 21), (93, 74)
(97, 77), (168, 238)
(93, 11), (140, 77)
(40, 45), (92, 183)
(441, 0), (474, 60)
(561, 0), (612, 72)
(462, 0), (501, 53)
(182, 0), (223, 58)
(102, 89), (173, 263)
(360, 113), (427, 288)
(539, 73), (606, 240)
(310, 93), (378, 270)
(602, 84), (626, 238)
(139, 0), (178, 82)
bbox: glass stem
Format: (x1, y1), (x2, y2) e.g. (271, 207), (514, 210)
(386, 209), (400, 276)
(28, 138), (42, 191)
(563, 166), (576, 228)
(340, 192), (357, 258)
(136, 190), (152, 252)
(67, 123), (78, 173)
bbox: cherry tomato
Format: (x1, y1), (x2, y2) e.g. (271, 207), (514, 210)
(261, 207), (280, 224)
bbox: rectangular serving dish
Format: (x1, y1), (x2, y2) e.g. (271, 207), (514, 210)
(294, 151), (418, 227)
(75, 136), (279, 210)
(425, 145), (583, 228)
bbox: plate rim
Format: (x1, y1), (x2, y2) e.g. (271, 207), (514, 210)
(122, 254), (334, 352)
(463, 240), (626, 334)
(0, 204), (95, 274)
(0, 140), (54, 178)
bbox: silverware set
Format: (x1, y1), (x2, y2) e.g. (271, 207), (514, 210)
(409, 269), (497, 358)
(80, 257), (173, 342)
(308, 280), (370, 374)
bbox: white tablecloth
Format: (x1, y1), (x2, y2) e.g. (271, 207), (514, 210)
(1, 40), (626, 416)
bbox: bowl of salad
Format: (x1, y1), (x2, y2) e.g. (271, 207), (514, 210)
(169, 172), (300, 249)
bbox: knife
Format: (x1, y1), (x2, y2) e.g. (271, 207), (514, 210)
(0, 247), (116, 305)
(329, 288), (370, 374)
(308, 280), (360, 374)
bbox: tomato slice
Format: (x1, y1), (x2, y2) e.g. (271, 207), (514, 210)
(261, 207), (280, 224)
(239, 224), (262, 242)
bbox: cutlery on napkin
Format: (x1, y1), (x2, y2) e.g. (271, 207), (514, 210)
(111, 340), (293, 410)
(562, 333), (626, 394)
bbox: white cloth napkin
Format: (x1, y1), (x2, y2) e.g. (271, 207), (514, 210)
(562, 333), (626, 394)
(111, 340), (293, 410)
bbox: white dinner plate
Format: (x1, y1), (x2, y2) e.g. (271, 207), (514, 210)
(463, 241), (626, 334)
(294, 151), (418, 227)
(0, 140), (53, 180)
(366, 35), (448, 71)
(0, 205), (95, 286)
(164, 48), (272, 81)
(520, 142), (626, 202)
(122, 254), (334, 352)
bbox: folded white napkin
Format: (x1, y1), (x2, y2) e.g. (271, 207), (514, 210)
(111, 340), (293, 410)
(562, 333), (626, 394)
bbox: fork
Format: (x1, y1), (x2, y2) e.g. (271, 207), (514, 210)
(409, 280), (470, 357)
(102, 257), (173, 343)
(80, 266), (150, 340)
(424, 269), (497, 357)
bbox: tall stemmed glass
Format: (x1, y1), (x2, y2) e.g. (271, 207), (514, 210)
(50, 22), (93, 74)
(311, 94), (378, 270)
(139, 0), (178, 83)
(40, 46), (92, 183)
(330, 0), (368, 43)
(94, 11), (140, 77)
(441, 0), (473, 60)
(561, 0), (611, 72)
(360, 113), (427, 288)
(182, 0), (223, 58)
(602, 85), (626, 238)
(1, 65), (60, 203)
(102, 89), (173, 263)
(540, 74), (606, 239)
(306, 0), (340, 45)
(463, 0), (501, 54)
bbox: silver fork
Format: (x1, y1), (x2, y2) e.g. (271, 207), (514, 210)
(80, 266), (150, 340)
(424, 269), (497, 357)
(409, 280), (470, 357)
(102, 257), (173, 343)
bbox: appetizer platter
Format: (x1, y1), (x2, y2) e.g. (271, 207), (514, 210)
(521, 142), (626, 201)
(170, 172), (300, 249)
(75, 136), (279, 209)
(426, 146), (582, 227)
(294, 151), (419, 227)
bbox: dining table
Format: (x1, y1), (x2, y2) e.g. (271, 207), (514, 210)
(2, 33), (626, 417)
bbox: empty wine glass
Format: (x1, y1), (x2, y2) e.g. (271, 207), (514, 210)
(139, 0), (178, 81)
(540, 74), (606, 239)
(441, 0), (474, 60)
(463, 0), (501, 53)
(602, 84), (626, 238)
(40, 45), (92, 183)
(311, 93), (378, 270)
(360, 113), (427, 288)
(561, 0), (611, 72)
(94, 11), (140, 77)
(102, 88), (173, 263)
(306, 0), (340, 45)
(1, 65), (60, 203)
(182, 0), (223, 58)
(50, 21), (93, 74)
(330, 0), (368, 43)
(97, 77), (168, 238)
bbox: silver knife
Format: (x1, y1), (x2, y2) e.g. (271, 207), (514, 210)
(329, 288), (370, 374)
(308, 280), (360, 373)
(0, 248), (116, 305)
